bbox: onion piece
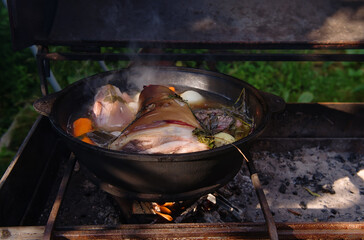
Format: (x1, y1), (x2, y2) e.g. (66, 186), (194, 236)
(214, 132), (235, 147)
(180, 90), (205, 105)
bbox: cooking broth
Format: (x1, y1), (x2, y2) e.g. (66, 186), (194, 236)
(68, 84), (253, 153)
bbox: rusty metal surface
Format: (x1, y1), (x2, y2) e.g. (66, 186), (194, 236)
(1, 223), (363, 239)
(51, 222), (364, 239)
(8, 0), (364, 49)
(47, 0), (364, 47)
(262, 103), (364, 138)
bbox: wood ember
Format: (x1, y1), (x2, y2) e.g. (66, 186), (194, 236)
(174, 196), (206, 223)
(287, 209), (302, 216)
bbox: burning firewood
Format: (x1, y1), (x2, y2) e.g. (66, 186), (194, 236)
(151, 202), (175, 221)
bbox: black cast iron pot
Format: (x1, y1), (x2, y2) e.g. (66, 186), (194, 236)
(34, 66), (285, 201)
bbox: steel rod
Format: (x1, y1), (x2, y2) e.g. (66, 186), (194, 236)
(36, 47), (49, 96)
(245, 153), (279, 240)
(31, 46), (61, 92)
(34, 40), (364, 50)
(39, 52), (364, 62)
(43, 154), (76, 240)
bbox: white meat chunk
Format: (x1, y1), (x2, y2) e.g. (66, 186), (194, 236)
(92, 84), (135, 131)
(109, 124), (209, 154)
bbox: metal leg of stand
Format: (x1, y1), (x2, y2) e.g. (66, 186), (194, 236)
(36, 46), (49, 96)
(43, 153), (76, 240)
(245, 151), (279, 240)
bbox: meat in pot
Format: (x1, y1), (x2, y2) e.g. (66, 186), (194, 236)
(109, 85), (209, 153)
(69, 84), (254, 154)
(92, 84), (136, 132)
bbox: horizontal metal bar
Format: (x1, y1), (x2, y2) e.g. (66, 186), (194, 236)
(4, 222), (364, 239)
(38, 40), (364, 50)
(39, 52), (364, 62)
(53, 222), (364, 239)
(1, 222), (363, 239)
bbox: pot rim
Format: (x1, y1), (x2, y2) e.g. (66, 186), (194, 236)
(47, 66), (272, 162)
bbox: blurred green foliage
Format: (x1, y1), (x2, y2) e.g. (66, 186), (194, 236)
(0, 6), (39, 136)
(215, 60), (364, 103)
(0, 5), (39, 176)
(0, 147), (15, 175)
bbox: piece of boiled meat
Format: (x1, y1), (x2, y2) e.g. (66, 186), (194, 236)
(92, 84), (135, 132)
(109, 85), (209, 154)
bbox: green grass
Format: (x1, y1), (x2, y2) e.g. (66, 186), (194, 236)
(1, 4), (364, 176)
(215, 61), (364, 102)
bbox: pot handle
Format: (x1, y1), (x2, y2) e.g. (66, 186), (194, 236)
(33, 92), (60, 117)
(259, 91), (286, 113)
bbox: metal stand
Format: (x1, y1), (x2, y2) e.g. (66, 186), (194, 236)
(244, 149), (279, 240)
(43, 154), (76, 240)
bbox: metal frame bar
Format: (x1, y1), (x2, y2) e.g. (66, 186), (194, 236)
(2, 222), (364, 239)
(43, 154), (76, 240)
(36, 46), (50, 96)
(245, 152), (279, 240)
(54, 222), (364, 239)
(34, 40), (364, 50)
(39, 51), (364, 62)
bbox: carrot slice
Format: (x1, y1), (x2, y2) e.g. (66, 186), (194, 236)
(168, 86), (175, 92)
(73, 118), (93, 137)
(81, 136), (94, 145)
